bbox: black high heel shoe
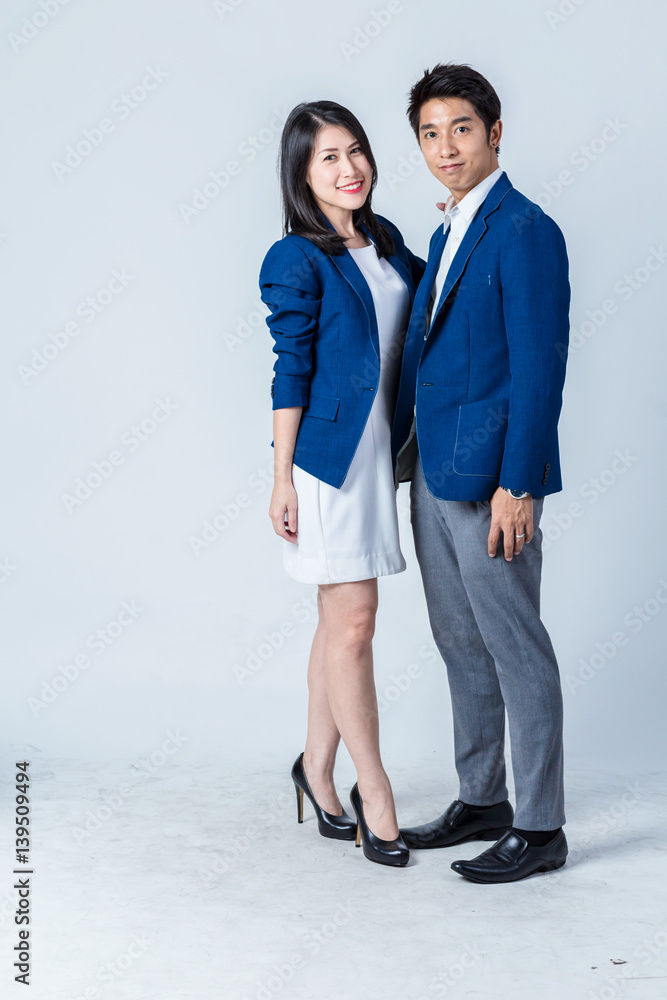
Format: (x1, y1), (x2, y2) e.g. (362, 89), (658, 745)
(349, 783), (410, 867)
(291, 752), (357, 841)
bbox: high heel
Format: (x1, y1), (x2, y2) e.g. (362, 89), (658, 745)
(349, 783), (410, 867)
(291, 753), (357, 841)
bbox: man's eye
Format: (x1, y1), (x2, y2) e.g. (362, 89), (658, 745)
(425, 131), (436, 139)
(456, 127), (468, 134)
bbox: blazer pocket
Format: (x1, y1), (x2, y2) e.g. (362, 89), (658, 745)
(302, 393), (341, 421)
(457, 274), (493, 292)
(453, 397), (509, 478)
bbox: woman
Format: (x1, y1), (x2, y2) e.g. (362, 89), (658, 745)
(259, 101), (425, 867)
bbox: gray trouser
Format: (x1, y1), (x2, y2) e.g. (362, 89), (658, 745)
(410, 454), (565, 830)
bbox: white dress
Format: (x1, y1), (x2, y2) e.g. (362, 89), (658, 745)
(283, 243), (410, 584)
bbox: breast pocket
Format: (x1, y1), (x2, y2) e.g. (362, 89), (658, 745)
(457, 274), (493, 293)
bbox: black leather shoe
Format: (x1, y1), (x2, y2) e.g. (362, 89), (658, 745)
(349, 783), (409, 867)
(400, 799), (514, 849)
(291, 752), (357, 841)
(451, 828), (568, 883)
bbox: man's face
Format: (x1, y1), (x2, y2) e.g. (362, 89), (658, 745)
(417, 97), (502, 201)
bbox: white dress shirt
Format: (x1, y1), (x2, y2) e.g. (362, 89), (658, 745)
(429, 165), (503, 327)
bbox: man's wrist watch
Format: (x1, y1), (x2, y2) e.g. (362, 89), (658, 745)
(502, 487), (531, 500)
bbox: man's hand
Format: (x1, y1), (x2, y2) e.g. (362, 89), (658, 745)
(487, 488), (533, 561)
(436, 195), (456, 214)
(269, 480), (298, 543)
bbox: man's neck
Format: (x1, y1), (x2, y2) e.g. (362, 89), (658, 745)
(449, 161), (500, 204)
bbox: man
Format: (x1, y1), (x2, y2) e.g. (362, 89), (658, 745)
(392, 63), (570, 883)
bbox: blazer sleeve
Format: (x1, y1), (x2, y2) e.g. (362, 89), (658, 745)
(259, 238), (321, 410)
(498, 211), (570, 493)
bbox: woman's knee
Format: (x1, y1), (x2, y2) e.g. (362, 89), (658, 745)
(320, 585), (377, 649)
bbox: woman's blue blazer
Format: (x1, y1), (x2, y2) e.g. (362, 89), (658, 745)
(259, 217), (425, 488)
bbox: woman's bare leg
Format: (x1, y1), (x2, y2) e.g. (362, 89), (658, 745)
(302, 591), (344, 815)
(316, 578), (400, 841)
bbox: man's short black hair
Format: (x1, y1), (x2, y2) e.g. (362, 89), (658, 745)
(407, 62), (502, 155)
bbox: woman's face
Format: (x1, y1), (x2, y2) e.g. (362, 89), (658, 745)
(305, 125), (372, 215)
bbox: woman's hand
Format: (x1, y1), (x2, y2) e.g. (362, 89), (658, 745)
(270, 408), (302, 543)
(269, 479), (298, 543)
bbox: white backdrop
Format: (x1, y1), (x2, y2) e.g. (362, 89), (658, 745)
(4, 0), (666, 779)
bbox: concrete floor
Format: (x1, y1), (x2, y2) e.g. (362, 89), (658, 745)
(7, 756), (667, 1000)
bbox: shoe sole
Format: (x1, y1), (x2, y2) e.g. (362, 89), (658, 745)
(452, 858), (567, 883)
(362, 850), (409, 868)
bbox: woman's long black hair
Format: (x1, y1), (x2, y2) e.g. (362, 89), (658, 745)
(279, 100), (394, 258)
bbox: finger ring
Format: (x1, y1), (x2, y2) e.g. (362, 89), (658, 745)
(515, 532), (525, 538)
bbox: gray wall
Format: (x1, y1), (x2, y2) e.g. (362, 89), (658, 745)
(4, 0), (665, 775)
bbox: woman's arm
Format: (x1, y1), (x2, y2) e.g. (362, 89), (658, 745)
(260, 237), (323, 542)
(260, 238), (321, 409)
(269, 406), (302, 542)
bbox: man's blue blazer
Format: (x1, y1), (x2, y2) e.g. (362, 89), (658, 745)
(259, 217), (425, 488)
(391, 170), (570, 501)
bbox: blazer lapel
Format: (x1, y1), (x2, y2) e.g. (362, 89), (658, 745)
(429, 171), (513, 330)
(407, 224), (448, 345)
(329, 248), (380, 360)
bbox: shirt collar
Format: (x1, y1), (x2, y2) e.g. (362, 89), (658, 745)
(443, 165), (504, 229)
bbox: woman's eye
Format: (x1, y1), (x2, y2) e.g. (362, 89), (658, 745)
(351, 146), (362, 154)
(324, 154), (336, 161)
